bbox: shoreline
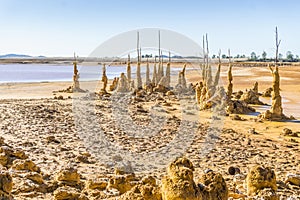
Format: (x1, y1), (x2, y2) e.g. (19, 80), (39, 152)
(1, 64), (300, 118)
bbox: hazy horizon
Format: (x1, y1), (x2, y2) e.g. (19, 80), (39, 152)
(1, 0), (300, 58)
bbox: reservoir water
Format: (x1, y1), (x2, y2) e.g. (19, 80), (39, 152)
(0, 64), (183, 83)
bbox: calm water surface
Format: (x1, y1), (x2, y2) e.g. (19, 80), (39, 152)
(0, 64), (183, 83)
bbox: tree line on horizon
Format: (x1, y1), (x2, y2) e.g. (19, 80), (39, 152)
(210, 50), (299, 62)
(248, 51), (299, 62)
(212, 51), (300, 62)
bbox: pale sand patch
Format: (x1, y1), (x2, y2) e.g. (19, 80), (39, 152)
(231, 68), (255, 76)
(247, 76), (294, 82)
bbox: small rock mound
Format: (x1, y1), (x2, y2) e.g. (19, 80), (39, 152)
(258, 109), (290, 121)
(161, 157), (201, 200)
(25, 172), (44, 184)
(240, 89), (264, 105)
(0, 143), (28, 168)
(281, 128), (299, 137)
(0, 169), (13, 200)
(107, 170), (138, 195)
(230, 114), (244, 121)
(53, 166), (88, 200)
(119, 176), (161, 200)
(12, 159), (40, 172)
(56, 166), (80, 186)
(198, 170), (229, 200)
(226, 100), (256, 114)
(255, 188), (279, 200)
(0, 137), (46, 199)
(153, 84), (169, 93)
(85, 178), (108, 190)
(285, 173), (300, 186)
(53, 186), (82, 200)
(246, 165), (277, 196)
(83, 177), (109, 199)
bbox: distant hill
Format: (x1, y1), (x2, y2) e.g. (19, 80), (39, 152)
(0, 54), (46, 58)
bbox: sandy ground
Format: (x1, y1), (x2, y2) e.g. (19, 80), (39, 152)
(0, 63), (299, 199)
(1, 64), (299, 117)
(0, 64), (299, 149)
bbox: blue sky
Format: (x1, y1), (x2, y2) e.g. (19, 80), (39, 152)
(0, 0), (299, 57)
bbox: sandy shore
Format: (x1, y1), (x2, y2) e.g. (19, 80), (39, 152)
(1, 64), (299, 117)
(0, 63), (299, 199)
